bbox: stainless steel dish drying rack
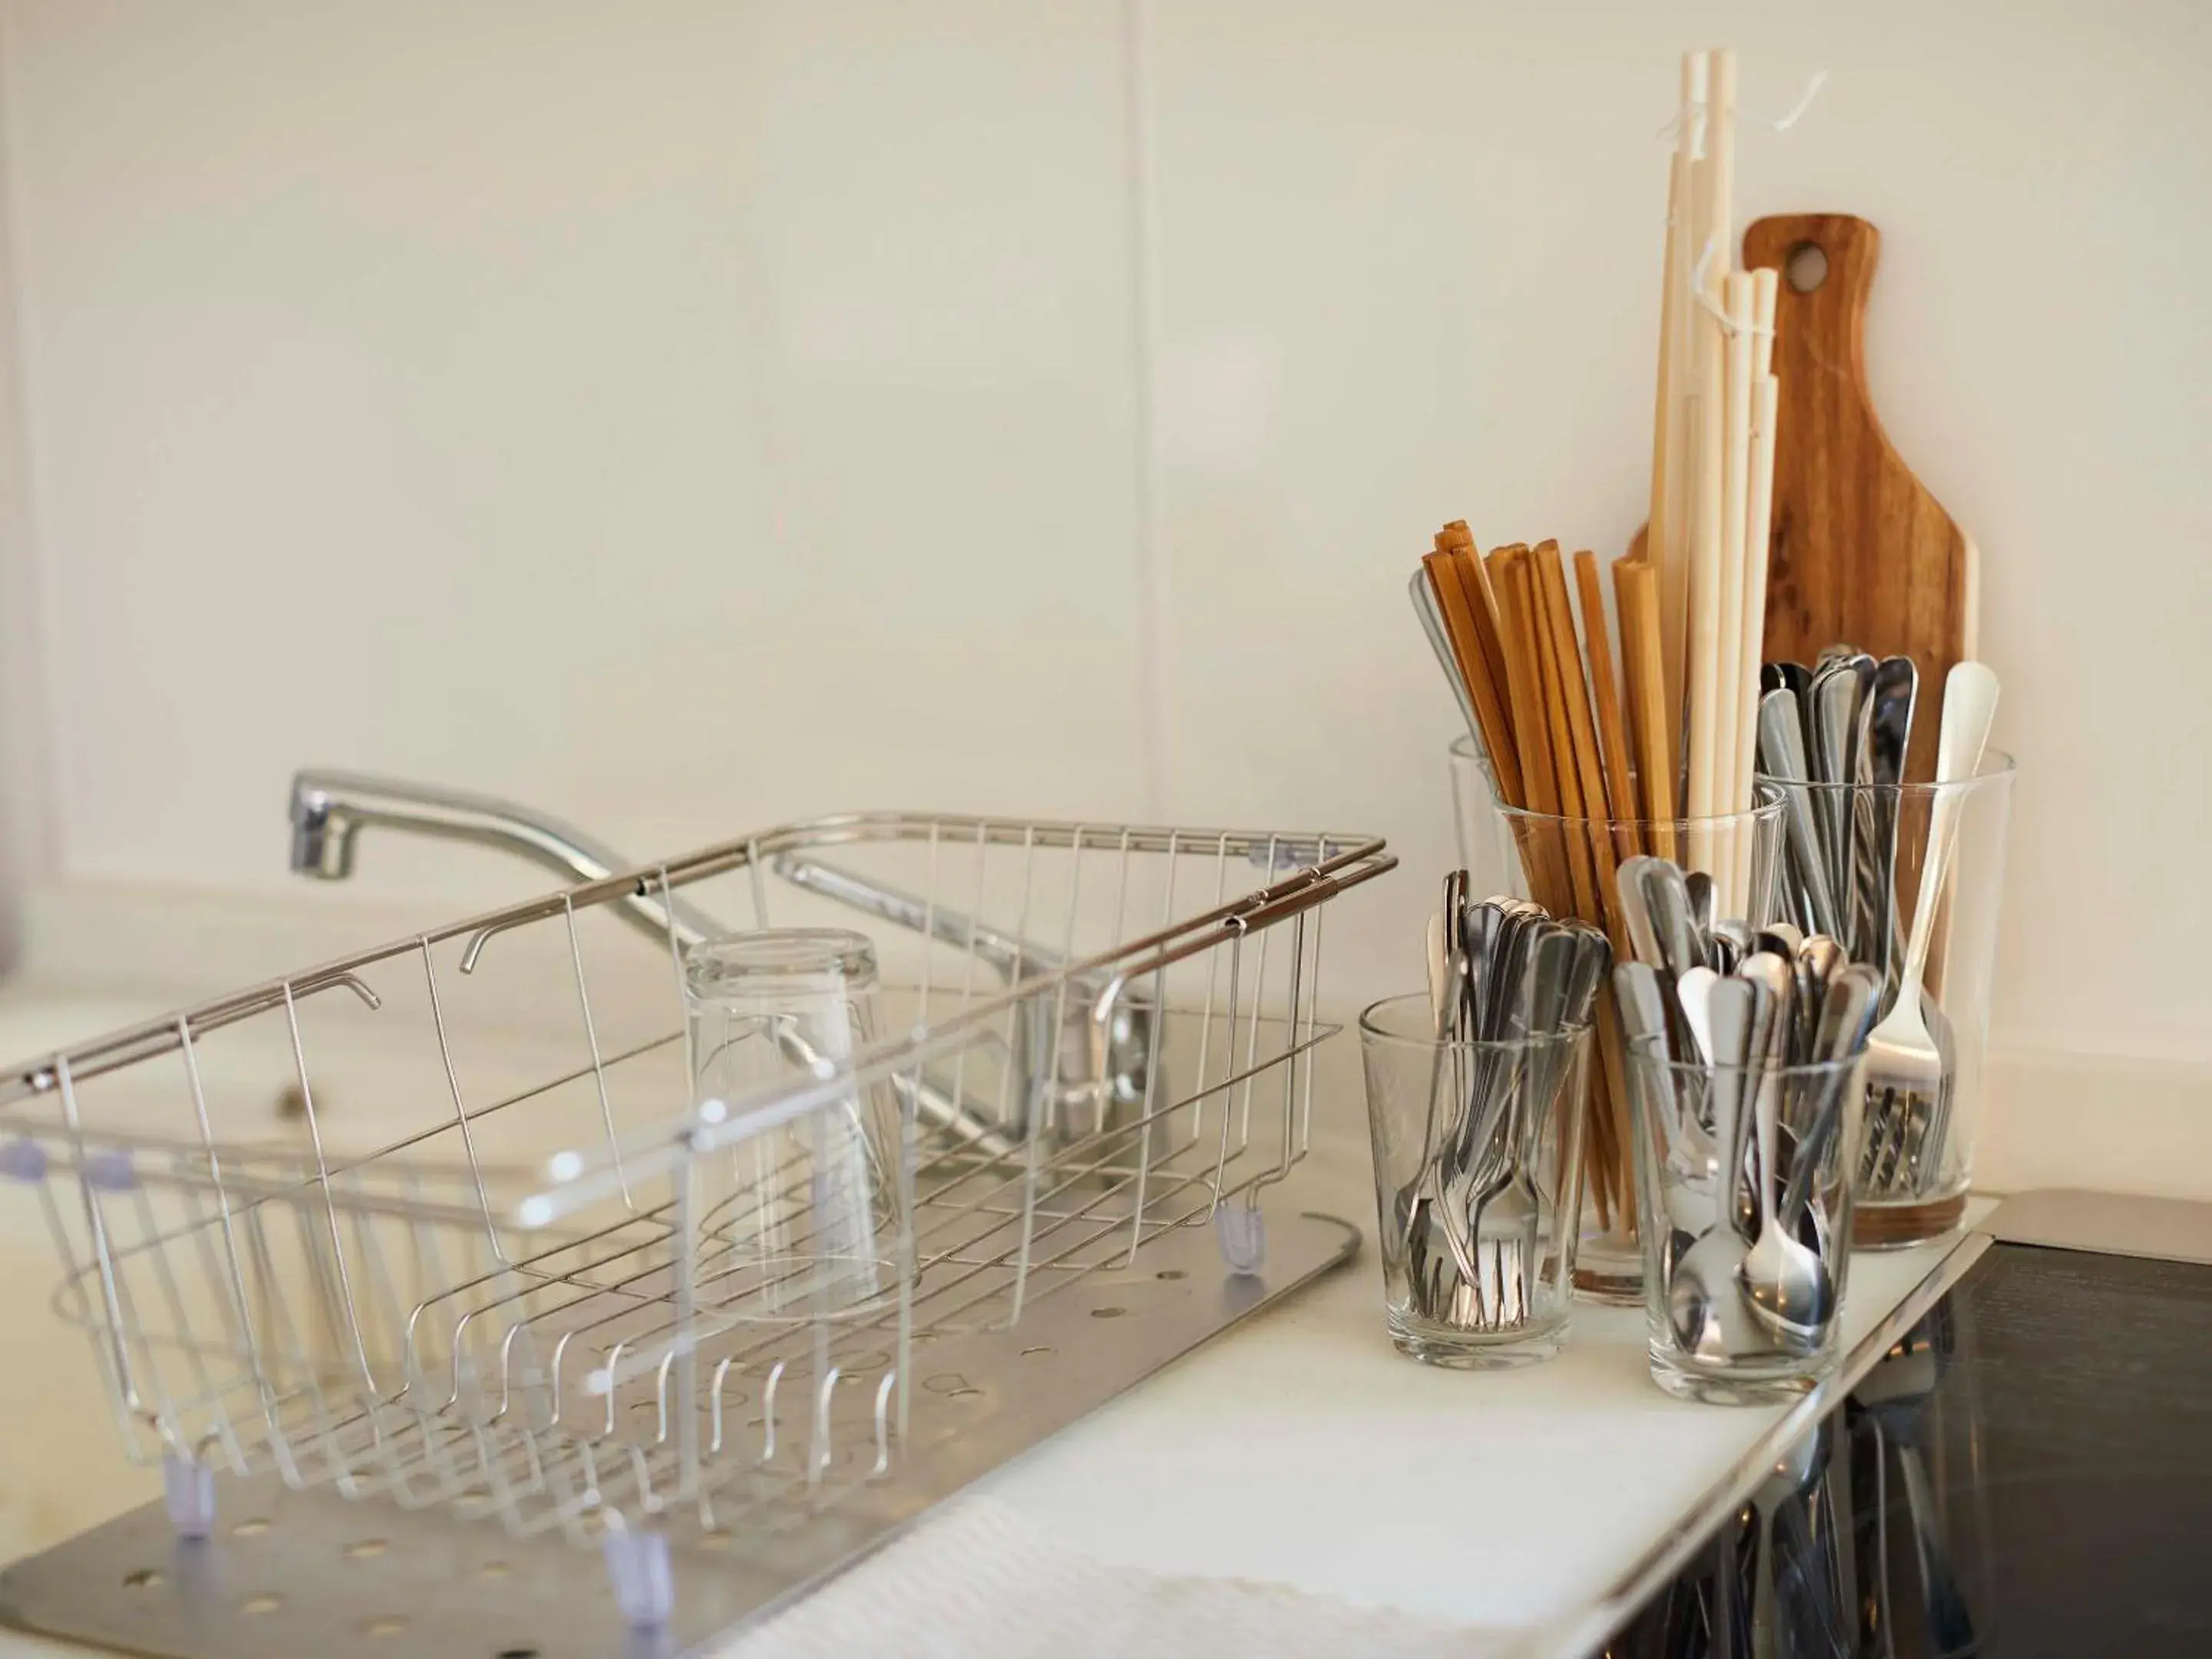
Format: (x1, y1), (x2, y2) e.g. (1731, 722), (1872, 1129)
(0, 800), (1392, 1657)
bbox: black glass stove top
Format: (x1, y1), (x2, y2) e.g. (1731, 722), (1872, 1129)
(1591, 1240), (2212, 1658)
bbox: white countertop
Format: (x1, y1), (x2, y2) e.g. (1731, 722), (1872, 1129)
(0, 982), (1972, 1654)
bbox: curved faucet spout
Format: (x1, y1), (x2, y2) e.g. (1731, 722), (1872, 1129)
(284, 769), (1030, 1161)
(286, 768), (721, 949)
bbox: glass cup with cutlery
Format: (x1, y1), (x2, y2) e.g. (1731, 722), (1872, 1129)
(1753, 655), (2015, 1247)
(1627, 1028), (1868, 1405)
(1452, 735), (1788, 1303)
(1360, 892), (1604, 1367)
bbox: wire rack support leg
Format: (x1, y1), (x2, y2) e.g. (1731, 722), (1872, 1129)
(161, 1456), (217, 1541)
(1215, 1205), (1267, 1274)
(602, 1525), (675, 1630)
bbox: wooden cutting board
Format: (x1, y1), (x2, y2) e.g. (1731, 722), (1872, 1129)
(1741, 212), (1978, 786)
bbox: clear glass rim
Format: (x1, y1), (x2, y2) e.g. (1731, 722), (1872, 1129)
(1359, 992), (1594, 1054)
(1751, 747), (2017, 799)
(685, 926), (878, 984)
(1449, 734), (1788, 832)
(1624, 1028), (1866, 1080)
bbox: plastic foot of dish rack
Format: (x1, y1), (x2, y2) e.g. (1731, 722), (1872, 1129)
(1215, 1204), (1267, 1274)
(161, 1457), (217, 1543)
(603, 1525), (675, 1629)
(0, 1211), (1359, 1659)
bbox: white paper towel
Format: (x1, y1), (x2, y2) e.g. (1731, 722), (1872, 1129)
(724, 1496), (1508, 1658)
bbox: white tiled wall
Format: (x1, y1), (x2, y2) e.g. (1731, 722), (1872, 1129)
(0, 1), (2207, 1075)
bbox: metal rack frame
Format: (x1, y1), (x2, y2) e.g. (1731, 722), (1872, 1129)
(0, 809), (1391, 1655)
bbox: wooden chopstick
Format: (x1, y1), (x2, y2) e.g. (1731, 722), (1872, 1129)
(1534, 543), (1621, 936)
(1575, 549), (1641, 863)
(1490, 547), (1577, 916)
(1492, 546), (1558, 816)
(1437, 520), (1512, 713)
(1422, 551), (1524, 806)
(1401, 47), (1779, 1254)
(1522, 543), (1600, 920)
(1614, 558), (1678, 859)
(1592, 991), (1636, 1228)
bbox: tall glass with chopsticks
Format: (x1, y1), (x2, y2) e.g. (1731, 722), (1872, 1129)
(1452, 735), (1786, 1302)
(1360, 994), (1593, 1368)
(1762, 757), (2015, 1247)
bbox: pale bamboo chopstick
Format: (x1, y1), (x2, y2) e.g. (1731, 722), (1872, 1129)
(1654, 49), (1707, 737)
(1684, 49), (1735, 871)
(1704, 50), (1737, 293)
(1731, 269), (1783, 853)
(1684, 376), (1724, 838)
(1712, 270), (1757, 901)
(1402, 48), (1783, 1245)
(1749, 265), (1779, 388)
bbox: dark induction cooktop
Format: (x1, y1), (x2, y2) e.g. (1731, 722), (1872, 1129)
(1584, 1194), (2212, 1659)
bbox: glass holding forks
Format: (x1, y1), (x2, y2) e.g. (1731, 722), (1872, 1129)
(1767, 759), (2015, 1247)
(1359, 993), (1593, 1367)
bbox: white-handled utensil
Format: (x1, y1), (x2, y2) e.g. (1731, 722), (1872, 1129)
(1859, 661), (1998, 1195)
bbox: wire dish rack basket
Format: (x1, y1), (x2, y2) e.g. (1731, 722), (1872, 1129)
(0, 810), (1391, 1654)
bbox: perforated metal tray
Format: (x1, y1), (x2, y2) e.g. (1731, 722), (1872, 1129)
(1, 1210), (1359, 1659)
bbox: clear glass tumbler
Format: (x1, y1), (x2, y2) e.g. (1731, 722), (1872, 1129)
(1626, 1035), (1867, 1405)
(1757, 753), (2015, 1247)
(1451, 735), (1788, 1303)
(684, 929), (906, 1318)
(1359, 993), (1591, 1368)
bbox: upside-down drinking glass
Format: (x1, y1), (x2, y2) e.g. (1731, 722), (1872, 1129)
(684, 929), (906, 1318)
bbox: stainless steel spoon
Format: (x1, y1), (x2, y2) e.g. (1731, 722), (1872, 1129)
(1854, 654), (1918, 979)
(1685, 869), (1718, 964)
(1711, 919), (1754, 975)
(1778, 962), (1883, 1229)
(1757, 687), (1846, 940)
(1735, 954), (1830, 1353)
(1667, 977), (1762, 1362)
(1809, 655), (1876, 925)
(1793, 934), (1846, 1064)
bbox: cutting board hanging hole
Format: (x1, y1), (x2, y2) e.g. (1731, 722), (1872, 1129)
(1784, 242), (1829, 293)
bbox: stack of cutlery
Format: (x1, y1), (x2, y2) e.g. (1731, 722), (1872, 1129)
(1759, 654), (2001, 1204)
(1612, 854), (1883, 1362)
(1755, 646), (1916, 983)
(1407, 876), (1609, 1333)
